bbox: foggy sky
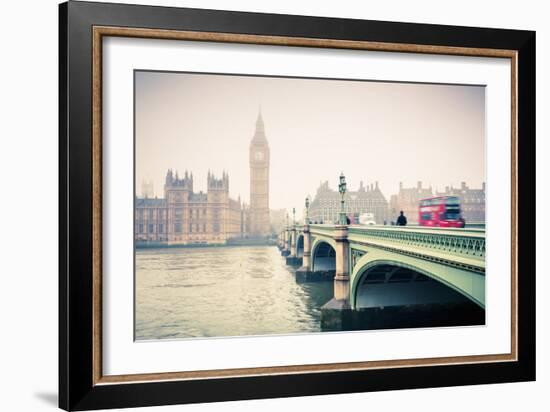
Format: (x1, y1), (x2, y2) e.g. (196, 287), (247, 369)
(135, 71), (485, 220)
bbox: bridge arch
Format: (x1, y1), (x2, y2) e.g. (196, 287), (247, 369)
(310, 237), (336, 274)
(350, 249), (485, 310)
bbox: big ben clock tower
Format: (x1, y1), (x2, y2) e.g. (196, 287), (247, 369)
(249, 111), (270, 237)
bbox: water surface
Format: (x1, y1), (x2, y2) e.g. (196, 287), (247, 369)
(135, 246), (333, 340)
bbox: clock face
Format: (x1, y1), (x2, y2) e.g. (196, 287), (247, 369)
(254, 151), (264, 161)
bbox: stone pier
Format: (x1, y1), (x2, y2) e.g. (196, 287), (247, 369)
(320, 224), (353, 330)
(281, 227), (290, 256)
(286, 225), (302, 265)
(295, 224), (312, 281)
(294, 224), (335, 282)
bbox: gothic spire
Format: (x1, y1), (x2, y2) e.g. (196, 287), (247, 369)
(252, 108), (267, 143)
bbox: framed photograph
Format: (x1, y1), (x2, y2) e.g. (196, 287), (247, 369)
(59, 1), (535, 410)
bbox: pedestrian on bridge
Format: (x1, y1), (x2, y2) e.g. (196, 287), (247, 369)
(396, 211), (408, 226)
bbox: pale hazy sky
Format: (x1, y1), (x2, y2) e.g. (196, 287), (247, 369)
(135, 71), (485, 220)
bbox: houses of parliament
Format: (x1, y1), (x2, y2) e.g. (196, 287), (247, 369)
(135, 113), (271, 245)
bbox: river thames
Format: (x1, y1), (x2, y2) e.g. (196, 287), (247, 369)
(135, 246), (333, 340)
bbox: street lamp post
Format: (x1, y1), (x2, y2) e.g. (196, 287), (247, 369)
(338, 172), (347, 225)
(289, 207), (297, 260)
(297, 196), (312, 278)
(285, 212), (289, 244)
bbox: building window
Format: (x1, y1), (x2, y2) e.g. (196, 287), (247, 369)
(189, 223), (193, 233)
(148, 209), (154, 220)
(138, 224), (144, 234)
(159, 224), (164, 234)
(174, 223), (182, 233)
(148, 224), (154, 233)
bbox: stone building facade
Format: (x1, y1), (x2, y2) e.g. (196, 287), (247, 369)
(309, 181), (389, 224)
(389, 181), (486, 224)
(436, 182), (486, 223)
(389, 182), (433, 224)
(135, 171), (247, 245)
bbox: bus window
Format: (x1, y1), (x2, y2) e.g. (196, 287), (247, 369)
(445, 210), (461, 220)
(445, 197), (460, 206)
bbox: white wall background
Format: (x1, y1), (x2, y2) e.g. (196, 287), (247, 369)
(0, 0), (546, 411)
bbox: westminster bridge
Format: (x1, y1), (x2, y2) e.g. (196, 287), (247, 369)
(278, 223), (486, 330)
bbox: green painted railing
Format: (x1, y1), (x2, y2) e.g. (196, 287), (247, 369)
(304, 224), (486, 261)
(285, 224), (485, 261)
(348, 226), (485, 260)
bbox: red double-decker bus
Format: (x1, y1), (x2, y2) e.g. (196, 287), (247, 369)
(418, 196), (466, 228)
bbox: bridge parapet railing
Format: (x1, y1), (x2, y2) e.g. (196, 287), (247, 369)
(347, 225), (485, 260)
(309, 224), (337, 238)
(283, 223), (307, 231)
